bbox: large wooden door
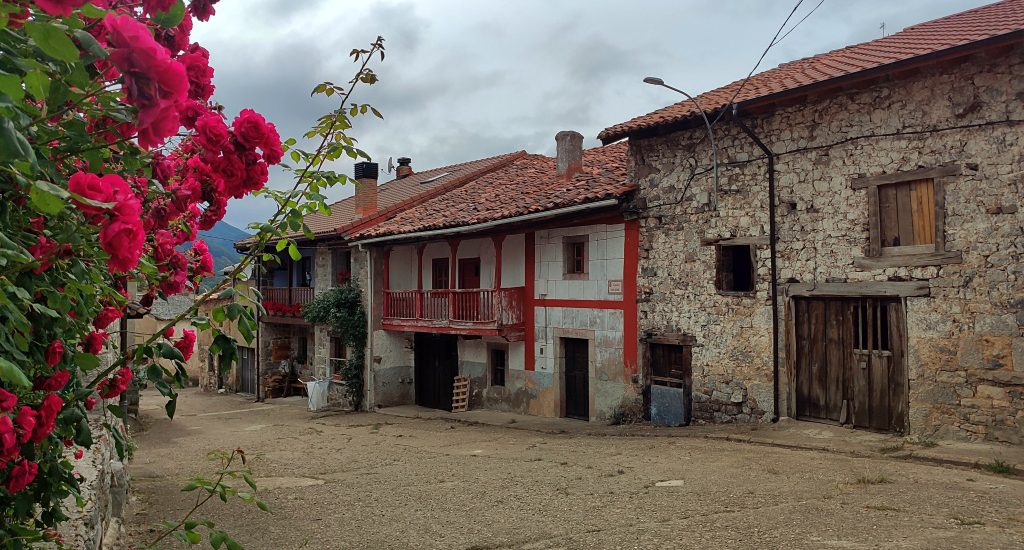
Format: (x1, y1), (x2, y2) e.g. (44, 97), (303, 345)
(563, 338), (590, 420)
(793, 298), (907, 432)
(414, 333), (459, 411)
(457, 258), (481, 289)
(237, 346), (257, 395)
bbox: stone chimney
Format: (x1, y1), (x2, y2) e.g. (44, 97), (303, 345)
(354, 161), (379, 218)
(396, 157), (413, 179)
(555, 130), (584, 178)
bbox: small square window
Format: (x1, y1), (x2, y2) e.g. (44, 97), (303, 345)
(490, 347), (507, 387)
(877, 178), (936, 252)
(563, 237), (588, 278)
(715, 244), (755, 294)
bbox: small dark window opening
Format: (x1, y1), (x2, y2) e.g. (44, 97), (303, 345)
(431, 257), (450, 289)
(649, 343), (692, 389)
(853, 301), (890, 352)
(715, 245), (755, 293)
(490, 348), (506, 387)
(564, 237), (588, 276)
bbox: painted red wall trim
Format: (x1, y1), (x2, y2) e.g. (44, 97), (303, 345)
(524, 232), (536, 371)
(534, 298), (625, 310)
(623, 219), (640, 377)
(492, 235), (505, 289)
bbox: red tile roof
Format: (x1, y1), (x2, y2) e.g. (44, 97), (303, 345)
(351, 142), (631, 240)
(239, 152), (525, 247)
(599, 0), (1024, 143)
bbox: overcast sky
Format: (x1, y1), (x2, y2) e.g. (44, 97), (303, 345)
(192, 0), (990, 230)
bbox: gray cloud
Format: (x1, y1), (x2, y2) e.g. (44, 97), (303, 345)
(191, 0), (989, 229)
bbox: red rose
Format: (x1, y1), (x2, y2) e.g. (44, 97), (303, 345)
(142, 0), (176, 13)
(100, 216), (145, 274)
(5, 459), (39, 494)
(179, 51), (215, 101)
(0, 389), (16, 413)
(46, 340), (64, 367)
(28, 235), (59, 274)
(0, 416), (17, 460)
(84, 397), (97, 411)
(189, 0), (219, 21)
(163, 326), (175, 338)
(191, 240), (215, 276)
(97, 367), (133, 399)
(13, 407), (37, 445)
(34, 370), (70, 392)
(262, 123), (283, 165)
(195, 113), (230, 151)
(34, 0), (88, 16)
(231, 109), (269, 149)
(74, 448), (84, 460)
(174, 329), (197, 361)
(31, 394), (64, 443)
(82, 331), (107, 355)
(176, 99), (206, 130)
(93, 306), (123, 330)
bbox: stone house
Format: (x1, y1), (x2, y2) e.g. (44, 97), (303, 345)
(196, 264), (258, 393)
(598, 0), (1024, 442)
(349, 134), (639, 420)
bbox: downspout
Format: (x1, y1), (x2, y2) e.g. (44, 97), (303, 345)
(733, 107), (781, 423)
(359, 243), (374, 411)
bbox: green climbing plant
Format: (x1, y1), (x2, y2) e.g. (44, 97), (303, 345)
(302, 284), (366, 409)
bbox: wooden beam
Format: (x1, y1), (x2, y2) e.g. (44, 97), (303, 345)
(700, 236), (771, 247)
(853, 250), (962, 269)
(782, 281), (930, 298)
(851, 164), (960, 189)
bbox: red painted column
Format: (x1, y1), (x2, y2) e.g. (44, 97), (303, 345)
(524, 232), (536, 371)
(492, 235), (505, 289)
(448, 239), (459, 289)
(416, 244), (424, 319)
(623, 220), (640, 377)
(382, 247), (392, 318)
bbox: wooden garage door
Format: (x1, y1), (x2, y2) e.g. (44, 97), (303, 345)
(793, 298), (908, 433)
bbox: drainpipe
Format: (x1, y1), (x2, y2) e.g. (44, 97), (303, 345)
(734, 107), (781, 423)
(359, 243), (374, 411)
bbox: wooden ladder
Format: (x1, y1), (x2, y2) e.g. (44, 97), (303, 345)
(451, 375), (470, 412)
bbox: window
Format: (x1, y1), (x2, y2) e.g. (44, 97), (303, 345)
(330, 337), (347, 378)
(490, 347), (507, 387)
(853, 300), (890, 353)
(715, 244), (755, 294)
(649, 342), (692, 389)
(563, 236), (588, 278)
(877, 178), (936, 252)
(431, 257), (449, 289)
(333, 249), (352, 286)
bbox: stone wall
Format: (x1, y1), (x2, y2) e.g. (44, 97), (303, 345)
(629, 45), (1024, 442)
(57, 418), (130, 549)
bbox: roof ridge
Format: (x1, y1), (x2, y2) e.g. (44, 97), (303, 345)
(338, 150), (529, 237)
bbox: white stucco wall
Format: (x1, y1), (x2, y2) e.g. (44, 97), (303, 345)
(535, 224), (625, 300)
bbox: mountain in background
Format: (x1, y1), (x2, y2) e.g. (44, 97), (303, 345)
(179, 221), (250, 287)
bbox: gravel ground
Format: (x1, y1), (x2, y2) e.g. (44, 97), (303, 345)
(125, 389), (1024, 550)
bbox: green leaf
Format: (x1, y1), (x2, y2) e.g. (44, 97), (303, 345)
(73, 29), (108, 60)
(242, 473), (257, 492)
(106, 404), (125, 418)
(73, 417), (93, 447)
(158, 342), (186, 362)
(74, 351), (101, 371)
(29, 180), (67, 215)
(255, 499), (270, 512)
(146, 363), (164, 382)
(225, 538), (243, 550)
(184, 520), (200, 531)
(79, 2), (107, 18)
(165, 396), (177, 419)
(0, 357), (30, 387)
(209, 531), (227, 549)
(288, 242), (301, 261)
(185, 530), (202, 544)
(0, 72), (24, 102)
(0, 118), (35, 164)
(24, 22), (81, 63)
(150, 0), (186, 28)
(274, 239), (287, 252)
(23, 70), (50, 101)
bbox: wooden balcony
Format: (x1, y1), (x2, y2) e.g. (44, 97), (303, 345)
(383, 287), (526, 339)
(260, 286), (314, 325)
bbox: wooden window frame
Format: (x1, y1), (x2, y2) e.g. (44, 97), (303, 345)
(714, 244), (756, 296)
(563, 236), (589, 280)
(431, 257), (450, 289)
(488, 344), (508, 387)
(852, 164), (963, 269)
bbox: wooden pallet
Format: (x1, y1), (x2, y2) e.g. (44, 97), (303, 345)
(451, 375), (470, 412)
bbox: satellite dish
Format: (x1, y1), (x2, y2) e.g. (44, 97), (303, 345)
(387, 156), (395, 173)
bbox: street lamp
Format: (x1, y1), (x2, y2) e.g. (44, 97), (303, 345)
(643, 77), (719, 207)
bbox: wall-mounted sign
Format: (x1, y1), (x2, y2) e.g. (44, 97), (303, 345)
(608, 280), (623, 295)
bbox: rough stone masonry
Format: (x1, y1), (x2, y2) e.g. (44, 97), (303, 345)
(628, 44), (1024, 443)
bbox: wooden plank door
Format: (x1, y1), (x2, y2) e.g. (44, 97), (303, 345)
(414, 333), (459, 411)
(563, 338), (590, 420)
(457, 258), (482, 320)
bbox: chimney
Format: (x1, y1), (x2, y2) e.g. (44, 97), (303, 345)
(555, 130), (584, 178)
(354, 161), (379, 218)
(396, 157), (413, 179)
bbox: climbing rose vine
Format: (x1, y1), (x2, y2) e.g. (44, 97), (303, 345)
(0, 0), (288, 544)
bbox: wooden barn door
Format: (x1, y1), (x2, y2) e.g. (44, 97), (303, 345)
(562, 338), (590, 420)
(414, 333), (459, 411)
(793, 298), (907, 433)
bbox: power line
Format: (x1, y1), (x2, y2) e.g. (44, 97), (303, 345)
(773, 0), (827, 47)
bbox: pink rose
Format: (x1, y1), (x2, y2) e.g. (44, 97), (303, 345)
(174, 329), (197, 361)
(99, 216), (145, 273)
(34, 0), (88, 16)
(231, 109), (268, 149)
(195, 113), (230, 151)
(188, 0), (219, 21)
(5, 459), (39, 494)
(142, 0), (176, 13)
(191, 240), (215, 276)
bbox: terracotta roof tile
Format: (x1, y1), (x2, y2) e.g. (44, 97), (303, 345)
(599, 0), (1024, 142)
(352, 142), (631, 239)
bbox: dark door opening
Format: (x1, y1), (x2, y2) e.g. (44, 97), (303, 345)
(414, 333), (459, 411)
(562, 337), (590, 420)
(237, 346), (257, 395)
(793, 297), (907, 433)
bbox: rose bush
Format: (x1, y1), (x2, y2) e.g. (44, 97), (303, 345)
(0, 0), (384, 544)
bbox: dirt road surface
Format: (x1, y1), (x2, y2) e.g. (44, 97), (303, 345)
(125, 389), (1024, 549)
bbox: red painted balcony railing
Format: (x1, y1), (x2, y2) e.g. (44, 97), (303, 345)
(383, 287), (525, 333)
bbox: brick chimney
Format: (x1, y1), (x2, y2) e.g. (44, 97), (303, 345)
(396, 157), (413, 179)
(354, 161), (379, 218)
(555, 130), (584, 178)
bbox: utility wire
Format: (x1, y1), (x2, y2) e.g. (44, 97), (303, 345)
(772, 0), (827, 47)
